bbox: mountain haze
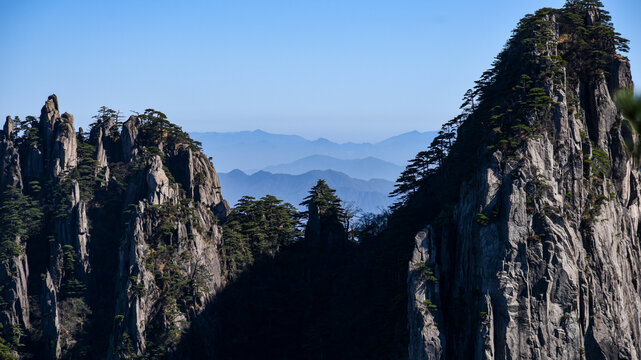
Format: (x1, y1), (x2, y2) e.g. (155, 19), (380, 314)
(219, 169), (393, 213)
(263, 155), (402, 181)
(192, 130), (436, 173)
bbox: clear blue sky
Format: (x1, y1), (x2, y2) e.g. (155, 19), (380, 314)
(1, 0), (639, 142)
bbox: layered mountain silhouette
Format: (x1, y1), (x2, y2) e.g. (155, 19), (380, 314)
(263, 155), (402, 181)
(219, 169), (393, 213)
(192, 129), (436, 173)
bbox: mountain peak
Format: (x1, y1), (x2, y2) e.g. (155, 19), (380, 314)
(406, 3), (639, 358)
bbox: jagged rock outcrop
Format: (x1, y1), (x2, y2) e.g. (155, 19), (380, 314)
(51, 113), (77, 178)
(108, 121), (226, 358)
(409, 6), (640, 360)
(39, 95), (78, 179)
(95, 128), (109, 175)
(146, 155), (177, 205)
(121, 116), (139, 163)
(408, 227), (444, 360)
(167, 144), (223, 206)
(0, 255), (30, 333)
(0, 95), (229, 359)
(0, 116), (30, 358)
(0, 116), (22, 189)
(41, 272), (61, 360)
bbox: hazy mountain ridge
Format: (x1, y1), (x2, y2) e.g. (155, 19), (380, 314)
(219, 169), (393, 213)
(192, 129), (436, 173)
(263, 155), (402, 181)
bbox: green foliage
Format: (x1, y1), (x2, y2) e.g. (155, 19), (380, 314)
(393, 1), (630, 207)
(422, 299), (437, 311)
(583, 146), (610, 178)
(563, 0), (629, 54)
(122, 199), (216, 357)
(58, 297), (92, 357)
(475, 213), (490, 226)
(583, 192), (610, 226)
(136, 109), (203, 153)
(301, 180), (345, 219)
(615, 89), (641, 128)
(526, 87), (554, 109)
(615, 89), (641, 157)
(0, 334), (17, 360)
(145, 200), (196, 244)
(61, 245), (86, 298)
(12, 115), (40, 148)
(51, 180), (73, 220)
(413, 262), (438, 284)
(90, 106), (123, 135)
(70, 140), (101, 199)
(8, 325), (23, 349)
(591, 148), (610, 176)
(353, 211), (389, 243)
(0, 186), (42, 264)
(116, 332), (136, 360)
(143, 200), (210, 304)
(392, 115), (462, 202)
(223, 195), (301, 277)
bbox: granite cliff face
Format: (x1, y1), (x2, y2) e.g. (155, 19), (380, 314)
(408, 5), (640, 360)
(0, 97), (229, 359)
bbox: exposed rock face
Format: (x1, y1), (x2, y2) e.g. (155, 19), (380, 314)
(96, 127), (108, 168)
(0, 116), (30, 357)
(51, 112), (77, 178)
(41, 272), (61, 360)
(121, 116), (139, 163)
(3, 116), (14, 136)
(0, 95), (228, 359)
(0, 116), (23, 189)
(146, 155), (177, 204)
(408, 227), (444, 360)
(70, 180), (91, 280)
(409, 10), (640, 360)
(38, 96), (78, 179)
(167, 144), (223, 206)
(0, 255), (30, 327)
(108, 133), (226, 358)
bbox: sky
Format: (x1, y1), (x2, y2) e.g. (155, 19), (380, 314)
(0, 0), (639, 143)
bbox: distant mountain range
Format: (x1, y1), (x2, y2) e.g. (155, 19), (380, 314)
(219, 169), (395, 214)
(263, 155), (402, 181)
(192, 129), (436, 173)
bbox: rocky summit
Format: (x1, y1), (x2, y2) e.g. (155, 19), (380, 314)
(0, 98), (228, 359)
(406, 3), (640, 359)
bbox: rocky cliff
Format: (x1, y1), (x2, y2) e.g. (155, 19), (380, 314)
(0, 98), (229, 359)
(408, 4), (640, 359)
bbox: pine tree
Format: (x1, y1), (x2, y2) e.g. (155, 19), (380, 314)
(300, 179), (345, 220)
(222, 195), (301, 277)
(0, 186), (42, 263)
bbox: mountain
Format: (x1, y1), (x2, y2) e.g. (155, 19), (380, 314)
(0, 97), (230, 359)
(2, 2), (639, 359)
(219, 169), (394, 213)
(402, 4), (641, 358)
(263, 155), (403, 181)
(191, 129), (436, 172)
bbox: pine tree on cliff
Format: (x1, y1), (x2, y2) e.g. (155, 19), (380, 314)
(301, 179), (348, 250)
(301, 179), (344, 218)
(0, 186), (42, 263)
